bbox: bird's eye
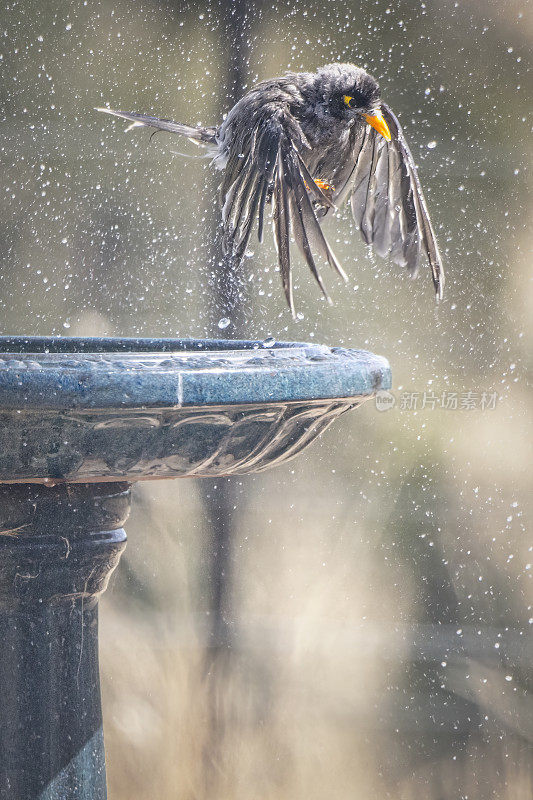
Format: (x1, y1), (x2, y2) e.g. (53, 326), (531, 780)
(342, 89), (368, 110)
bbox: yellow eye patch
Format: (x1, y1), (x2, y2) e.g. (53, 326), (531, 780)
(343, 95), (354, 107)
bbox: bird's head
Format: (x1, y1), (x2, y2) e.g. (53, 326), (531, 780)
(315, 63), (391, 141)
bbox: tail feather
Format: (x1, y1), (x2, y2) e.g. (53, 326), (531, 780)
(96, 107), (217, 146)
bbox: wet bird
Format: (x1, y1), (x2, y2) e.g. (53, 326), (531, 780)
(98, 63), (444, 315)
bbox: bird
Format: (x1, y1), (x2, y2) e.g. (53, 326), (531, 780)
(97, 62), (444, 315)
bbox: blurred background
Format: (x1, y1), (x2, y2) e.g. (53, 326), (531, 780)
(0, 0), (532, 797)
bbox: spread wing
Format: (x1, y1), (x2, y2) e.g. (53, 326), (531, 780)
(220, 112), (346, 317)
(330, 103), (444, 299)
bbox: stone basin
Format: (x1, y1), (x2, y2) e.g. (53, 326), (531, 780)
(0, 336), (391, 483)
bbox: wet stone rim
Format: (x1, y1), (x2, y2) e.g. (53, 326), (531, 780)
(0, 337), (391, 409)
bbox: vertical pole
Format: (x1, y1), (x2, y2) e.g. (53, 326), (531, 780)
(207, 0), (253, 335)
(0, 483), (129, 800)
(203, 0), (254, 645)
(200, 2), (255, 789)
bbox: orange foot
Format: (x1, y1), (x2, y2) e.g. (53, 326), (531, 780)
(304, 177), (335, 203)
(314, 179), (334, 194)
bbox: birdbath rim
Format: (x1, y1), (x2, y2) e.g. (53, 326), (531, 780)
(0, 335), (391, 409)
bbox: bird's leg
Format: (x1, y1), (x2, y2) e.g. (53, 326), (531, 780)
(313, 178), (335, 200)
(308, 179), (335, 217)
(302, 177), (335, 217)
(303, 177), (335, 201)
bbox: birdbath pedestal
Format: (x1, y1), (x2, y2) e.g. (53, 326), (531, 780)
(0, 336), (390, 800)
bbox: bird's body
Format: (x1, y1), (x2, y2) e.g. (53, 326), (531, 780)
(98, 63), (444, 313)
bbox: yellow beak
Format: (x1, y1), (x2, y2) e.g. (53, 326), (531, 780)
(363, 110), (391, 141)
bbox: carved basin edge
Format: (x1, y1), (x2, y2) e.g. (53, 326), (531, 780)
(0, 338), (391, 484)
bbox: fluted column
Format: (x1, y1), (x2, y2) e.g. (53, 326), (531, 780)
(0, 483), (130, 800)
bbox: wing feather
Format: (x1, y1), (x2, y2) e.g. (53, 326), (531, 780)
(350, 127), (375, 230)
(371, 138), (391, 257)
(272, 151), (293, 314)
(281, 148), (331, 304)
(257, 180), (269, 244)
(329, 125), (367, 210)
(361, 134), (383, 245)
(384, 106), (444, 297)
(96, 107), (217, 144)
(347, 105), (443, 298)
(231, 176), (264, 263)
(284, 147), (347, 283)
(221, 156), (253, 249)
(383, 104), (443, 297)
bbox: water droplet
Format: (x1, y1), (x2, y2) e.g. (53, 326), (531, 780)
(427, 140), (437, 149)
(217, 317), (230, 330)
(63, 321), (71, 329)
(263, 336), (276, 348)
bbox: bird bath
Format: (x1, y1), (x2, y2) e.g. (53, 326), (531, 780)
(0, 335), (390, 799)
